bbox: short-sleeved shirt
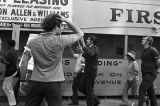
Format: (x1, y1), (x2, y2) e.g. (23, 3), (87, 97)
(25, 32), (79, 82)
(141, 46), (160, 76)
(73, 54), (85, 72)
(5, 48), (18, 77)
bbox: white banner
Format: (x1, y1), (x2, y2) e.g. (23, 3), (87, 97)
(0, 0), (73, 29)
(61, 58), (160, 96)
(61, 59), (129, 96)
(75, 1), (160, 28)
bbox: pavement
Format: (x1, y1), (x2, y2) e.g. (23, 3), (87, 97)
(0, 96), (160, 106)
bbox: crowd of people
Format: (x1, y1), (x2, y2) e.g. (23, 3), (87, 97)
(0, 13), (160, 106)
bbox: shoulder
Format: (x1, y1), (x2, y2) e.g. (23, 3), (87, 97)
(150, 47), (159, 55)
(57, 34), (70, 39)
(8, 49), (16, 54)
(132, 61), (138, 65)
(73, 54), (79, 58)
(7, 50), (17, 58)
(27, 37), (36, 45)
(92, 45), (99, 52)
(150, 47), (158, 52)
(130, 61), (138, 68)
(92, 45), (97, 48)
(28, 34), (40, 43)
(132, 61), (139, 70)
(90, 45), (98, 49)
(56, 34), (73, 44)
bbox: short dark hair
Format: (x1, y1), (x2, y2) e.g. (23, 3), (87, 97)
(144, 35), (153, 46)
(41, 13), (62, 32)
(88, 35), (97, 45)
(8, 40), (16, 47)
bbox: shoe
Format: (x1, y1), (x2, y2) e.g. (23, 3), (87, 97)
(120, 102), (128, 106)
(131, 102), (135, 106)
(68, 103), (79, 105)
(120, 104), (128, 106)
(94, 101), (100, 106)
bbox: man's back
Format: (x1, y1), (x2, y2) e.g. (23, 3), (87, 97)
(28, 33), (66, 82)
(19, 13), (84, 106)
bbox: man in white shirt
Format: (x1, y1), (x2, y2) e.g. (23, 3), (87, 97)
(69, 45), (85, 105)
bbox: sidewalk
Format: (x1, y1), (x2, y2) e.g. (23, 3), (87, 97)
(1, 96), (160, 106)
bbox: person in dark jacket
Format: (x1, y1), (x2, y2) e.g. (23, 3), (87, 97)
(80, 35), (100, 106)
(138, 35), (160, 106)
(2, 40), (19, 106)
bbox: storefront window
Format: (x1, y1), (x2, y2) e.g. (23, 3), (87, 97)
(18, 32), (127, 59)
(64, 34), (125, 59)
(128, 36), (143, 59)
(0, 30), (12, 53)
(96, 34), (124, 59)
(152, 36), (160, 52)
(78, 34), (124, 59)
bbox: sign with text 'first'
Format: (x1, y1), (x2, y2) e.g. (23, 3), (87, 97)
(0, 0), (73, 29)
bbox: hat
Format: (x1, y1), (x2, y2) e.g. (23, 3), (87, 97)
(126, 51), (136, 60)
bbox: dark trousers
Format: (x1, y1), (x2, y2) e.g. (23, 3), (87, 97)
(71, 72), (83, 104)
(79, 69), (99, 106)
(25, 81), (62, 106)
(138, 74), (157, 106)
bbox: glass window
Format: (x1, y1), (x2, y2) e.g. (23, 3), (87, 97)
(64, 34), (125, 59)
(95, 34), (125, 59)
(19, 32), (126, 59)
(77, 34), (125, 59)
(0, 30), (12, 53)
(152, 36), (160, 52)
(128, 36), (143, 59)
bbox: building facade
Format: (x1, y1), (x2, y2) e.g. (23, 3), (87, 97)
(0, 0), (160, 96)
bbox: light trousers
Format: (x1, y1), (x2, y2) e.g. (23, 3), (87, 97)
(122, 77), (138, 104)
(2, 72), (17, 106)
